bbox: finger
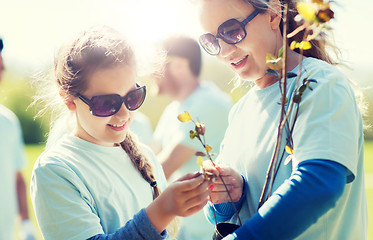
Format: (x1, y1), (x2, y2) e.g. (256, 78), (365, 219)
(185, 188), (212, 208)
(176, 174), (205, 191)
(209, 189), (242, 203)
(180, 178), (214, 204)
(208, 191), (232, 204)
(184, 198), (210, 217)
(211, 175), (237, 187)
(217, 166), (239, 177)
(176, 172), (202, 182)
(210, 182), (235, 192)
(202, 160), (220, 176)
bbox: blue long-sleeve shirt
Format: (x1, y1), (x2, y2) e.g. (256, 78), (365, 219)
(205, 159), (346, 240)
(87, 209), (167, 240)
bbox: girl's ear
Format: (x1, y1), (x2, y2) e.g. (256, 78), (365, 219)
(59, 90), (76, 111)
(269, 0), (282, 30)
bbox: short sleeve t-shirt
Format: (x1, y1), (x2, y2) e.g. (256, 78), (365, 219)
(218, 58), (367, 239)
(31, 134), (167, 240)
(154, 82), (233, 180)
(0, 105), (26, 240)
(153, 82), (233, 240)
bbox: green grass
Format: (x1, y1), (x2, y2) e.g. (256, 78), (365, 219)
(23, 142), (373, 240)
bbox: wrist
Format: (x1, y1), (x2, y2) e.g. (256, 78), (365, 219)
(145, 195), (175, 233)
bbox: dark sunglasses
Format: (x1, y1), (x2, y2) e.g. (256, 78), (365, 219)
(199, 9), (260, 55)
(78, 84), (146, 117)
(0, 39), (3, 52)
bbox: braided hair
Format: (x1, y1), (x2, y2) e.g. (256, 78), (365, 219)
(121, 132), (161, 199)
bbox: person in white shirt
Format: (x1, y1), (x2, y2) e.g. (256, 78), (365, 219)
(151, 35), (233, 240)
(0, 37), (35, 240)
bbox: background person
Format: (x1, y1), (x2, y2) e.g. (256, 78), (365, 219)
(196, 0), (368, 239)
(30, 26), (213, 240)
(151, 35), (233, 240)
(0, 38), (35, 240)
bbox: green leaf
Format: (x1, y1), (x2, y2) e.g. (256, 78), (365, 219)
(299, 85), (307, 93)
(296, 2), (316, 22)
(205, 144), (212, 152)
(293, 94), (302, 103)
(197, 156), (204, 167)
(299, 41), (312, 50)
(178, 111), (192, 122)
(278, 46), (284, 58)
(195, 151), (206, 157)
(286, 72), (297, 78)
(266, 54), (282, 71)
(285, 145), (294, 154)
(266, 69), (279, 77)
(189, 130), (197, 139)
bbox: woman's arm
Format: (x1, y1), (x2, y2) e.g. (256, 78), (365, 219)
(227, 159), (346, 240)
(204, 176), (247, 224)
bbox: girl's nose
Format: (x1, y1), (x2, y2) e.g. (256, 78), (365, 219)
(114, 103), (131, 119)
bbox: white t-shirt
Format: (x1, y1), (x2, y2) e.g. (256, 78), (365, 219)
(153, 82), (233, 240)
(218, 58), (367, 239)
(31, 134), (167, 240)
(0, 104), (26, 240)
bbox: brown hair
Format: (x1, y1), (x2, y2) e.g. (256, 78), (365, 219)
(46, 25), (161, 199)
(246, 0), (340, 64)
(162, 35), (202, 77)
(121, 133), (161, 198)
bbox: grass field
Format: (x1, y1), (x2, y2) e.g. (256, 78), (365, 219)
(22, 141), (373, 240)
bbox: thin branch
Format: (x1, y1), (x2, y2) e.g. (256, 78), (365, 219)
(258, 2), (289, 209)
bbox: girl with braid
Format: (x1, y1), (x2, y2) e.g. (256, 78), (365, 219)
(30, 25), (213, 240)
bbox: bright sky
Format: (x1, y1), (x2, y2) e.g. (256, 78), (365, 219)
(0, 0), (372, 77)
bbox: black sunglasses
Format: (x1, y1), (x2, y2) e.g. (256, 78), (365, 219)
(0, 39), (3, 52)
(78, 84), (146, 117)
(199, 9), (260, 56)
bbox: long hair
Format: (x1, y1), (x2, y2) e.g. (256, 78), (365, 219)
(246, 0), (340, 64)
(34, 25), (162, 198)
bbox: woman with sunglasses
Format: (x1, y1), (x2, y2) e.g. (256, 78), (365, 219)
(197, 0), (367, 239)
(30, 25), (214, 240)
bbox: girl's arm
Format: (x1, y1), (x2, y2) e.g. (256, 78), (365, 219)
(226, 159), (346, 240)
(146, 172), (213, 233)
(89, 172), (213, 240)
(87, 209), (166, 240)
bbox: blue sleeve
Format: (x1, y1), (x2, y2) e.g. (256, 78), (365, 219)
(87, 209), (167, 240)
(226, 159), (346, 240)
(204, 176), (248, 224)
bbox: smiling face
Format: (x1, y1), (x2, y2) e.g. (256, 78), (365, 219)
(198, 0), (282, 86)
(72, 65), (137, 147)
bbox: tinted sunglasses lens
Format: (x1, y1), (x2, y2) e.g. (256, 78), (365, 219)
(199, 34), (220, 55)
(218, 19), (246, 44)
(125, 87), (146, 111)
(91, 95), (123, 117)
